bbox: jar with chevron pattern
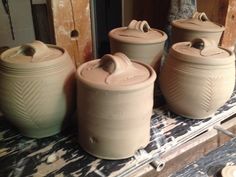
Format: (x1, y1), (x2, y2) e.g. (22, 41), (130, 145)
(160, 38), (235, 119)
(0, 41), (76, 138)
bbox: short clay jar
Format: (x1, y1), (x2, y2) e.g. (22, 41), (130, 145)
(221, 166), (236, 177)
(160, 38), (235, 119)
(109, 20), (167, 71)
(0, 41), (76, 138)
(77, 53), (156, 159)
(171, 12), (225, 45)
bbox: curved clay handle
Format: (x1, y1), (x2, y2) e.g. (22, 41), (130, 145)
(190, 38), (217, 50)
(192, 12), (209, 21)
(18, 40), (50, 62)
(100, 52), (132, 75)
(127, 20), (150, 33)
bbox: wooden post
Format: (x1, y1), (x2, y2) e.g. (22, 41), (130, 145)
(197, 0), (236, 49)
(47, 0), (93, 67)
(220, 0), (236, 49)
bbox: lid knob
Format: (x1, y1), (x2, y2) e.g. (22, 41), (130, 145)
(100, 53), (132, 75)
(190, 38), (217, 49)
(18, 40), (51, 62)
(192, 12), (209, 21)
(127, 20), (150, 33)
(100, 53), (146, 84)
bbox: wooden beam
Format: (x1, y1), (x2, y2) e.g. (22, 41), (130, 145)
(136, 116), (236, 177)
(197, 0), (236, 49)
(220, 0), (236, 49)
(48, 0), (93, 67)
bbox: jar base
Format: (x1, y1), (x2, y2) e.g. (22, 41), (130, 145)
(20, 126), (62, 138)
(79, 140), (149, 160)
(168, 105), (214, 120)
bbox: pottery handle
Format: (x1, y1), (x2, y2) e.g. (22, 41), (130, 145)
(192, 12), (209, 21)
(19, 40), (50, 62)
(127, 20), (150, 33)
(190, 38), (217, 49)
(100, 53), (132, 75)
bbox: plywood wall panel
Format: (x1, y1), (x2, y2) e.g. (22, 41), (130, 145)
(197, 0), (236, 48)
(48, 0), (92, 67)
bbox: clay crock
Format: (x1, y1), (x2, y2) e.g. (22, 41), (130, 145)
(77, 52), (156, 159)
(0, 41), (76, 138)
(171, 12), (225, 45)
(221, 166), (236, 177)
(109, 20), (167, 71)
(160, 38), (235, 119)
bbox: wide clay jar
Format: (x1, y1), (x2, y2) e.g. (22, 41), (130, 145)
(0, 41), (76, 138)
(160, 38), (235, 119)
(171, 12), (225, 45)
(109, 20), (167, 71)
(77, 52), (156, 159)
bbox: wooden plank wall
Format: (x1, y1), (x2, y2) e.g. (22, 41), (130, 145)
(197, 0), (236, 49)
(46, 0), (236, 66)
(132, 0), (170, 30)
(47, 0), (92, 67)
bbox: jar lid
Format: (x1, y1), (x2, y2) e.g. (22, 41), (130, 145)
(172, 12), (225, 32)
(221, 166), (236, 177)
(109, 20), (167, 44)
(1, 41), (63, 64)
(77, 53), (156, 90)
(170, 38), (234, 65)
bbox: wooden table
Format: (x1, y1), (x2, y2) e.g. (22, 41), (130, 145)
(171, 137), (236, 177)
(1, 91), (236, 177)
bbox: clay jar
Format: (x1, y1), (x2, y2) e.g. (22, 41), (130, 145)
(109, 20), (167, 71)
(0, 41), (76, 138)
(160, 38), (235, 119)
(171, 12), (225, 45)
(77, 53), (156, 159)
(221, 166), (236, 177)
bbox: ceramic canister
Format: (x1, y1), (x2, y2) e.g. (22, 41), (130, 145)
(109, 20), (167, 71)
(171, 12), (225, 45)
(77, 53), (156, 159)
(221, 166), (236, 177)
(160, 38), (235, 119)
(0, 41), (76, 138)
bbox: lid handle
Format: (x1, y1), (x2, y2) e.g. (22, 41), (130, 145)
(18, 40), (51, 62)
(190, 38), (217, 50)
(100, 53), (132, 75)
(127, 20), (151, 33)
(100, 53), (142, 84)
(192, 12), (209, 21)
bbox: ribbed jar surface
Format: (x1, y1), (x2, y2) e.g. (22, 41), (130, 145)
(76, 53), (156, 159)
(160, 41), (235, 119)
(0, 43), (76, 138)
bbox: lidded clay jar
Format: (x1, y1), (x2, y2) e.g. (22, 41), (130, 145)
(160, 38), (235, 119)
(77, 52), (156, 159)
(0, 41), (76, 138)
(171, 12), (225, 45)
(109, 20), (167, 71)
(221, 166), (236, 177)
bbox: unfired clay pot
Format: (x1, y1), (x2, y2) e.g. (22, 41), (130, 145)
(221, 166), (236, 177)
(0, 41), (76, 138)
(160, 38), (235, 119)
(109, 20), (167, 71)
(171, 12), (225, 45)
(77, 52), (156, 159)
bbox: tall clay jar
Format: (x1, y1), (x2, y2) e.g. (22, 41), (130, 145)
(160, 38), (235, 119)
(109, 20), (167, 71)
(0, 41), (76, 138)
(171, 12), (225, 45)
(77, 53), (156, 159)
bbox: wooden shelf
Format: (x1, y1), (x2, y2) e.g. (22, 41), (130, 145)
(1, 90), (236, 177)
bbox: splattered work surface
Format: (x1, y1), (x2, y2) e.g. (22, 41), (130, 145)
(1, 91), (236, 177)
(171, 138), (236, 177)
